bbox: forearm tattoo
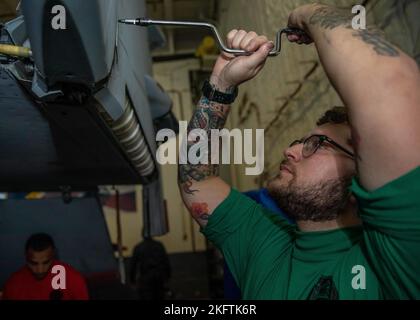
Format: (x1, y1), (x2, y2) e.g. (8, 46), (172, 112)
(178, 94), (231, 195)
(309, 6), (352, 30)
(309, 5), (400, 57)
(190, 202), (210, 221)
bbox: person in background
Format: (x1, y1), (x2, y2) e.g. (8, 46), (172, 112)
(2, 233), (89, 300)
(130, 236), (171, 300)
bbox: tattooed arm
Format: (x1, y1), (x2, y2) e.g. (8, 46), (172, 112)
(178, 92), (232, 227)
(178, 31), (273, 227)
(288, 3), (420, 191)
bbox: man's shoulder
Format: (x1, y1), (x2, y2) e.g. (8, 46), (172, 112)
(216, 188), (291, 226)
(5, 266), (29, 284)
(352, 166), (420, 212)
(352, 166), (420, 197)
(3, 266), (31, 294)
(227, 188), (258, 206)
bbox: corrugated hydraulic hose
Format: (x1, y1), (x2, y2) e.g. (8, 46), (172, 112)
(97, 97), (155, 177)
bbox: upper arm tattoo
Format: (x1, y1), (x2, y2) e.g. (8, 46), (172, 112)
(309, 5), (400, 57)
(178, 92), (232, 195)
(352, 28), (399, 57)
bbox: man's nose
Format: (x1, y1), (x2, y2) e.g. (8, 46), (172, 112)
(35, 265), (45, 273)
(283, 143), (303, 162)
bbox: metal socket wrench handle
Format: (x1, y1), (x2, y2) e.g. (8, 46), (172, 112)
(118, 18), (307, 57)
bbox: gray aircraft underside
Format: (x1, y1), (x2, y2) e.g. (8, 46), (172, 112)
(0, 0), (176, 189)
(0, 0), (176, 236)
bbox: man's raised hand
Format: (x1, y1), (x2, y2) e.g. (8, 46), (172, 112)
(211, 30), (274, 91)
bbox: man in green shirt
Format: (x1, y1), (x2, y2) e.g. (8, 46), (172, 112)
(178, 3), (420, 299)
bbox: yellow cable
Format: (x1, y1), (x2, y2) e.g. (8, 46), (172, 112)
(195, 36), (218, 58)
(0, 44), (32, 58)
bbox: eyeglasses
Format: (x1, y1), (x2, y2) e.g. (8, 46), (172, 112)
(289, 135), (354, 159)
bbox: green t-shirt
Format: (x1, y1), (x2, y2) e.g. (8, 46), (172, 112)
(201, 167), (420, 299)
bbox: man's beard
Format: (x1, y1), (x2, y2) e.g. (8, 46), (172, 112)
(267, 173), (353, 222)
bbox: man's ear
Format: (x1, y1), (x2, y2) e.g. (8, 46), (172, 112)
(349, 194), (357, 204)
(349, 193), (359, 213)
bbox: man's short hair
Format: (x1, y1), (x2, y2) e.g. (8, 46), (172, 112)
(317, 106), (349, 126)
(25, 233), (55, 252)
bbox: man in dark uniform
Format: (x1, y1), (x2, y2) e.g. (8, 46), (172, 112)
(130, 236), (171, 300)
